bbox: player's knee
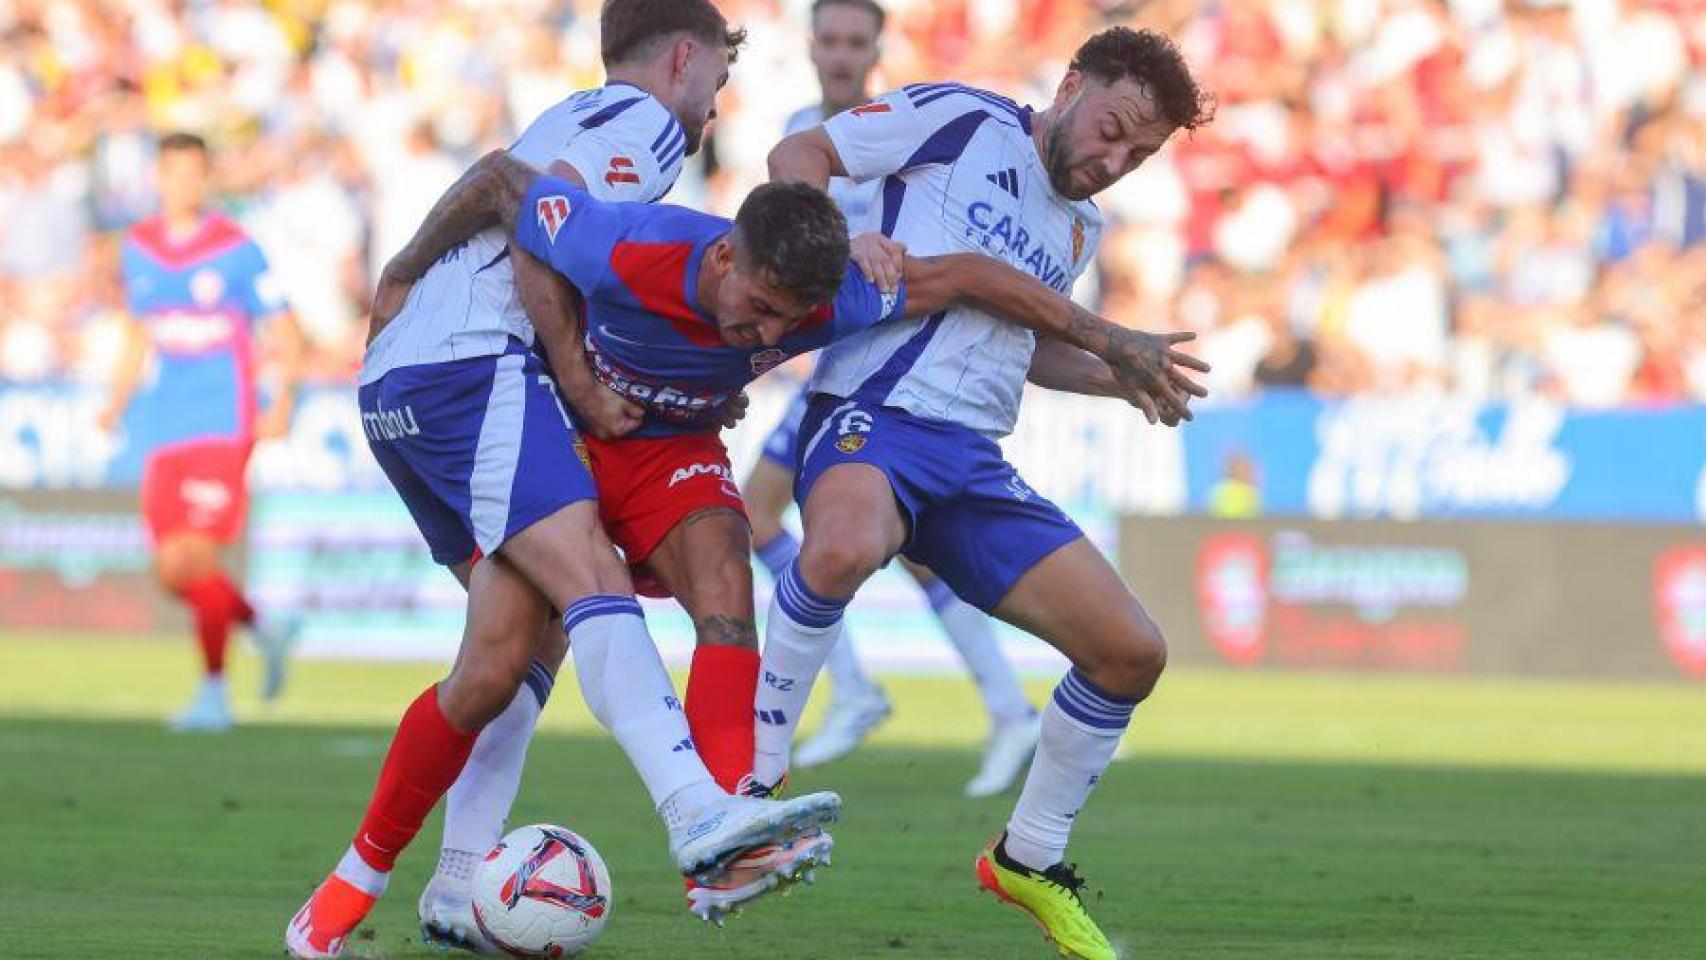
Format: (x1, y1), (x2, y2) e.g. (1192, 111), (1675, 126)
(442, 653), (530, 730)
(797, 528), (884, 598)
(1082, 610), (1168, 700)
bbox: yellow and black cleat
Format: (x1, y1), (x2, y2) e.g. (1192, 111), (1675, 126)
(975, 834), (1116, 960)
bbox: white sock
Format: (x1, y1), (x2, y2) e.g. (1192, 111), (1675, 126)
(822, 632), (881, 702)
(564, 596), (715, 809)
(923, 580), (1033, 725)
(753, 561), (849, 785)
(1004, 669), (1138, 872)
(334, 844), (389, 897)
(437, 660), (554, 886)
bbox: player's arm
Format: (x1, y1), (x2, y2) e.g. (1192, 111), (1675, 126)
(255, 310), (306, 440)
(767, 125), (849, 190)
(372, 150), (542, 324)
(97, 315), (147, 435)
(511, 160), (642, 439)
(1027, 337), (1120, 398)
(769, 88), (944, 189)
(898, 252), (1210, 426)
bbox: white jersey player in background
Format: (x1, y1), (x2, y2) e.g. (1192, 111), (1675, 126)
(742, 0), (1046, 799)
(759, 27), (1214, 960)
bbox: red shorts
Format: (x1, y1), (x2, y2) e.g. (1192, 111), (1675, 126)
(580, 431), (747, 597)
(139, 438), (254, 545)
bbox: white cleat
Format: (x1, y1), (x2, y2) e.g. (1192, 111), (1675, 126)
(686, 829), (835, 925)
(671, 792), (841, 883)
(793, 689), (892, 768)
(252, 612), (302, 702)
(418, 877), (497, 955)
(964, 713), (1042, 798)
(168, 678), (233, 733)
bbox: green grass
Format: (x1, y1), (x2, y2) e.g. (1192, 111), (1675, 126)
(2, 636), (1705, 959)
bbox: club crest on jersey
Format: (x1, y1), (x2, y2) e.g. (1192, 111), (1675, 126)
(836, 434), (867, 454)
(536, 194), (572, 242)
(750, 347), (788, 376)
(190, 268), (226, 306)
(1071, 217), (1086, 266)
(851, 102), (892, 116)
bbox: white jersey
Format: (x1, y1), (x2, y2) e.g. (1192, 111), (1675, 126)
(785, 105), (882, 232)
(362, 83), (687, 384)
(811, 84), (1103, 438)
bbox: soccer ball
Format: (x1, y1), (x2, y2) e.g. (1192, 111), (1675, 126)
(472, 824), (613, 957)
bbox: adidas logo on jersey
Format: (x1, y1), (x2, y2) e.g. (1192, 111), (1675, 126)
(986, 168), (1020, 198)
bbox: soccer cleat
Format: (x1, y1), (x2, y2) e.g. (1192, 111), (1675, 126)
(793, 688), (892, 768)
(965, 713), (1042, 798)
(286, 875), (378, 959)
(735, 771), (788, 799)
(251, 612), (302, 702)
(975, 834), (1116, 960)
(670, 792), (841, 883)
(418, 876), (497, 955)
(685, 829), (835, 925)
(168, 677), (233, 732)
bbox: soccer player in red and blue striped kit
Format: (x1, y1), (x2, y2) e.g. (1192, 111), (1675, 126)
(103, 132), (304, 732)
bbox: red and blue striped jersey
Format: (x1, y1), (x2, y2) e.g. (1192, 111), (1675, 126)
(512, 177), (907, 437)
(120, 212), (283, 451)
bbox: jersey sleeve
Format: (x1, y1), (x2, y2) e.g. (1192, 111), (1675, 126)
(822, 85), (1017, 182)
(512, 176), (632, 291)
(234, 240), (287, 319)
(828, 267), (908, 341)
(552, 103), (685, 204)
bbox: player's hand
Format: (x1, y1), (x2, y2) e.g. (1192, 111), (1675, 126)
(850, 232), (906, 294)
(95, 402), (123, 436)
(1104, 330), (1211, 427)
(566, 378), (644, 439)
(717, 391), (751, 429)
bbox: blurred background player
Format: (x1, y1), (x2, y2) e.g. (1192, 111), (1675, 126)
(744, 0), (1044, 798)
(101, 132), (303, 733)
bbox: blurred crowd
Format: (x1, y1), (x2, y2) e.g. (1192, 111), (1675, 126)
(0, 0), (1701, 407)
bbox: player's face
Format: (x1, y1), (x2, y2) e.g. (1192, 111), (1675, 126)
(810, 4), (881, 108)
(156, 147), (210, 218)
(709, 244), (816, 349)
(1043, 73), (1176, 201)
(675, 40), (732, 155)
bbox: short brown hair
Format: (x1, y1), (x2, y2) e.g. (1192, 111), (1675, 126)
(731, 183), (849, 306)
(1071, 27), (1214, 132)
(601, 0), (749, 67)
(158, 131), (209, 155)
(812, 0), (886, 33)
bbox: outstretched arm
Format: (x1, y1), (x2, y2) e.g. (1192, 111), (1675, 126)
(767, 126), (848, 191)
(1027, 337), (1119, 397)
(900, 252), (1210, 425)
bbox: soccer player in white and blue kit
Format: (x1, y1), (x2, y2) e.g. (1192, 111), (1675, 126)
(758, 28), (1214, 959)
(742, 0), (1046, 798)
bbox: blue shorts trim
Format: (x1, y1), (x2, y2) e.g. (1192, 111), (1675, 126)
(793, 393), (1082, 611)
(359, 345), (596, 566)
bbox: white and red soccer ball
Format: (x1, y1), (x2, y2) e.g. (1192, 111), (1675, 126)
(472, 824), (612, 957)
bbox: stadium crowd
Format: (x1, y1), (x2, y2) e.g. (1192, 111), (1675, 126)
(0, 0), (1701, 407)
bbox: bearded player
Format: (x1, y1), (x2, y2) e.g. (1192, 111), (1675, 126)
(760, 27), (1214, 959)
(103, 132), (304, 732)
(746, 0), (1045, 798)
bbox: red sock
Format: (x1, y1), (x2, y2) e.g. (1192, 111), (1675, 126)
(179, 574), (242, 676)
(685, 645), (760, 792)
(212, 573), (256, 626)
(351, 685), (479, 872)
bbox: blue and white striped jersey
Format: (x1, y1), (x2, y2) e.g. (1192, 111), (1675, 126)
(811, 83), (1104, 438)
(362, 82), (687, 383)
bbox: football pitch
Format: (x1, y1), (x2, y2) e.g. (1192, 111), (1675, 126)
(2, 636), (1704, 960)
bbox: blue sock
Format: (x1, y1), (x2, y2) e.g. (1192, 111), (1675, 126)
(755, 531), (801, 580)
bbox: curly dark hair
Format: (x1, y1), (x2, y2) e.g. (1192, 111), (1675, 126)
(601, 0), (749, 67)
(731, 183), (850, 306)
(1070, 27), (1215, 131)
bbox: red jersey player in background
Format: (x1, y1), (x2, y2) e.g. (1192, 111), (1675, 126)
(101, 132), (305, 732)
